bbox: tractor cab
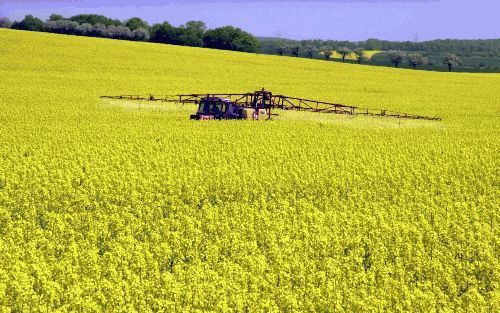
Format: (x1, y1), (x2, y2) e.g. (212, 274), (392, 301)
(190, 97), (241, 120)
(189, 90), (273, 120)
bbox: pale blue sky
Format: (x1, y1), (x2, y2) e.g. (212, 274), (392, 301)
(0, 1), (498, 41)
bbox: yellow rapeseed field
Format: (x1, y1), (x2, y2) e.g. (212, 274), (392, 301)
(0, 29), (499, 312)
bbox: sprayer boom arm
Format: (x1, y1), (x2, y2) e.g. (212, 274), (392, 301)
(101, 91), (441, 121)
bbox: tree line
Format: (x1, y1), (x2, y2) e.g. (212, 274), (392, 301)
(385, 50), (461, 71)
(258, 35), (478, 71)
(275, 45), (368, 63)
(259, 37), (500, 58)
(0, 14), (260, 53)
(274, 44), (462, 71)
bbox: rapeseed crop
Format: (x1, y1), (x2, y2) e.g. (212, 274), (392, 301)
(0, 29), (499, 312)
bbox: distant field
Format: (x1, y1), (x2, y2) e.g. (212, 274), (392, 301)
(330, 50), (382, 60)
(0, 29), (499, 312)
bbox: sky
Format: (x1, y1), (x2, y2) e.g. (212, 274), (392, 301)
(0, 0), (499, 41)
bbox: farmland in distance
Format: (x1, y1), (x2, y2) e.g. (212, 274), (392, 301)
(0, 29), (499, 312)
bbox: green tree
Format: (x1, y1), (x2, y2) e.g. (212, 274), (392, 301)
(291, 46), (300, 57)
(407, 53), (428, 69)
(203, 26), (259, 53)
(11, 15), (44, 31)
(364, 38), (382, 50)
(276, 45), (289, 56)
(178, 21), (206, 47)
(304, 45), (317, 58)
(69, 14), (122, 26)
(125, 17), (149, 31)
(443, 53), (460, 72)
(48, 14), (64, 21)
(388, 50), (406, 68)
(182, 21), (206, 36)
(150, 22), (182, 45)
(353, 49), (367, 64)
(336, 47), (351, 62)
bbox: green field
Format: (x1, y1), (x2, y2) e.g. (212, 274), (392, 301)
(0, 29), (499, 312)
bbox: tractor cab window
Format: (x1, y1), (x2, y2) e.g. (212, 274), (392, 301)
(197, 99), (227, 116)
(211, 101), (224, 115)
(198, 100), (209, 114)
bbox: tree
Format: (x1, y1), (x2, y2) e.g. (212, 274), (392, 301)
(178, 21), (206, 47)
(89, 23), (108, 37)
(11, 15), (45, 32)
(48, 14), (64, 21)
(290, 46), (300, 57)
(304, 45), (317, 58)
(407, 53), (428, 69)
(150, 22), (182, 45)
(182, 21), (206, 36)
(69, 14), (122, 26)
(45, 20), (79, 35)
(276, 45), (289, 56)
(388, 50), (406, 68)
(203, 26), (259, 53)
(336, 47), (351, 62)
(443, 53), (460, 72)
(353, 48), (367, 64)
(0, 17), (12, 28)
(364, 38), (382, 50)
(106, 25), (133, 40)
(320, 47), (333, 60)
(125, 17), (149, 31)
(132, 28), (150, 41)
(77, 23), (93, 36)
(232, 34), (260, 53)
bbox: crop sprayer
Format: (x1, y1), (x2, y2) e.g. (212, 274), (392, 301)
(101, 89), (441, 121)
